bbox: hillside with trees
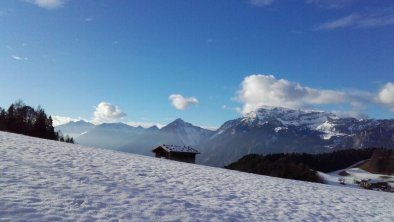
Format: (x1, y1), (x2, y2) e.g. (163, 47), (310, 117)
(225, 148), (383, 183)
(0, 101), (73, 143)
(359, 149), (394, 175)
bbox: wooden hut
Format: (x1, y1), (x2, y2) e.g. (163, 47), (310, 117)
(152, 144), (200, 164)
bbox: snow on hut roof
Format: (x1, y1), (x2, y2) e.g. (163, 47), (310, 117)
(156, 144), (200, 154)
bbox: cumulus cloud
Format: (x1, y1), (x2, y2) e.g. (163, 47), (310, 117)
(236, 74), (352, 114)
(317, 13), (394, 30)
(93, 102), (126, 124)
(249, 0), (274, 7)
(25, 0), (66, 10)
(376, 82), (394, 112)
(52, 115), (84, 126)
(169, 94), (199, 110)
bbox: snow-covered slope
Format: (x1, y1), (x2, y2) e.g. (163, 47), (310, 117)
(319, 161), (394, 189)
(1, 131), (393, 221)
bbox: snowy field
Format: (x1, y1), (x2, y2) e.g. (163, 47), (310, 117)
(1, 132), (393, 221)
(319, 164), (394, 189)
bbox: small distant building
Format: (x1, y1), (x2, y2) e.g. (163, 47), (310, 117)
(152, 144), (200, 164)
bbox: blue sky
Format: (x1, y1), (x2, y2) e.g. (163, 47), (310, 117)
(1, 0), (394, 128)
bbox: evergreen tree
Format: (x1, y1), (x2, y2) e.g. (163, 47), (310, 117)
(46, 116), (57, 140)
(0, 101), (73, 143)
(0, 107), (5, 131)
(32, 107), (47, 138)
(5, 104), (16, 132)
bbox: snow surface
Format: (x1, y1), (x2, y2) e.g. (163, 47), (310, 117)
(1, 132), (394, 221)
(315, 121), (346, 140)
(319, 162), (394, 189)
(274, 127), (287, 133)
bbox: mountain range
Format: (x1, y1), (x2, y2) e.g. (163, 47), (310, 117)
(55, 120), (95, 138)
(117, 118), (213, 156)
(56, 118), (213, 154)
(56, 106), (394, 167)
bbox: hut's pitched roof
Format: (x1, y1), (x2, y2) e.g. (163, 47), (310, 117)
(153, 144), (200, 154)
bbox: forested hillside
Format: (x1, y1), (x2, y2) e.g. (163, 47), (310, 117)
(0, 101), (73, 143)
(225, 148), (382, 183)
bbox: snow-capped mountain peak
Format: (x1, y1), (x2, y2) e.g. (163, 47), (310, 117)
(164, 118), (190, 128)
(243, 106), (339, 130)
(160, 118), (214, 146)
(203, 105), (394, 167)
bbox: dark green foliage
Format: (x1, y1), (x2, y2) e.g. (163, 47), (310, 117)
(225, 154), (324, 183)
(225, 148), (381, 183)
(0, 108), (6, 131)
(0, 101), (74, 143)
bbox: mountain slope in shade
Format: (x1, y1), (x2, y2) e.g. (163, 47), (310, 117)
(118, 118), (213, 156)
(55, 120), (95, 138)
(199, 106), (394, 167)
(1, 131), (393, 221)
(75, 122), (145, 149)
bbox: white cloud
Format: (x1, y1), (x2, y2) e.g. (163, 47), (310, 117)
(221, 105), (229, 110)
(12, 55), (28, 60)
(317, 14), (358, 30)
(249, 0), (274, 7)
(25, 0), (66, 10)
(331, 111), (368, 120)
(84, 17), (93, 22)
(93, 102), (126, 124)
(317, 13), (394, 30)
(358, 16), (394, 29)
(236, 74), (352, 114)
(222, 105), (240, 113)
(52, 115), (84, 126)
(306, 0), (355, 9)
(376, 82), (394, 112)
(169, 94), (199, 110)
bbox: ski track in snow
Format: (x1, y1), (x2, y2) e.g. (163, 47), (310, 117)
(0, 132), (393, 221)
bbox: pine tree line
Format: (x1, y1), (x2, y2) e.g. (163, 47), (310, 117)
(0, 101), (73, 143)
